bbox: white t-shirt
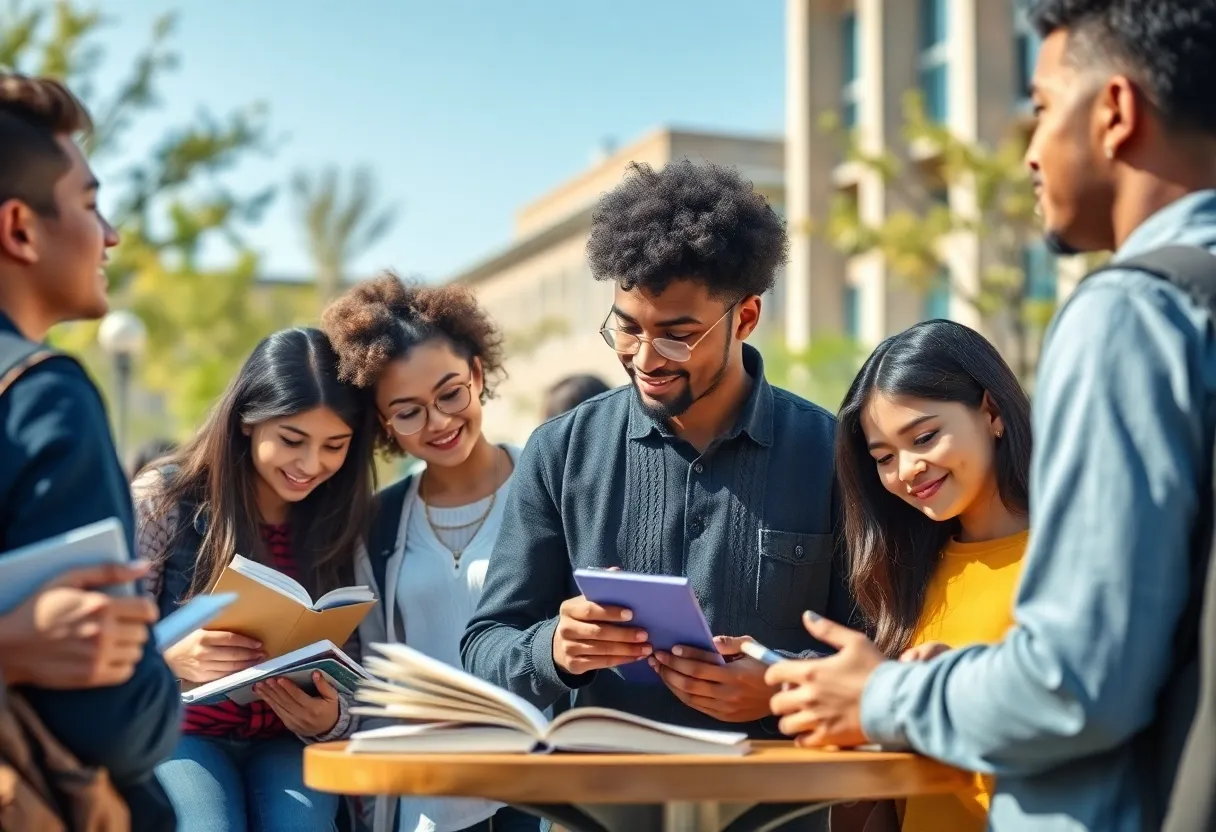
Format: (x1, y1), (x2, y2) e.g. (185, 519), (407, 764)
(392, 450), (517, 832)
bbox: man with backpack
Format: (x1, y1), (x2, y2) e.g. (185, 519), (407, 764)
(0, 73), (181, 830)
(762, 2), (1216, 830)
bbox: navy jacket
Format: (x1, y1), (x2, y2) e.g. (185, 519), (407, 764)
(0, 311), (181, 831)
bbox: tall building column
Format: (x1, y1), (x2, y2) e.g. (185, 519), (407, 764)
(784, 0), (844, 351)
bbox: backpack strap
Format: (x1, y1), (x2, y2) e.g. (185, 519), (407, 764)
(365, 475), (414, 598)
(0, 349), (56, 401)
(1085, 244), (1216, 827)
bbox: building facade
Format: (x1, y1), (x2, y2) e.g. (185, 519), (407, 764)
(784, 0), (1083, 353)
(451, 1), (1082, 444)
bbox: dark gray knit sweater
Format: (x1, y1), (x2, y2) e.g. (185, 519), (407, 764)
(460, 346), (853, 738)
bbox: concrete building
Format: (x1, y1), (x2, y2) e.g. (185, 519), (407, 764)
(448, 127), (786, 445)
(451, 1), (1078, 444)
(784, 0), (1082, 353)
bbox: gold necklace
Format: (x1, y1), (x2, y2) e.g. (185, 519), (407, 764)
(422, 447), (501, 570)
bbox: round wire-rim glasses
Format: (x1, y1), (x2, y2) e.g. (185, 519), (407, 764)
(385, 380), (474, 436)
(598, 303), (736, 362)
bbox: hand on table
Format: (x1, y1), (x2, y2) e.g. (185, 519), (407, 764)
(164, 627), (265, 684)
(0, 561), (158, 689)
(650, 635), (773, 723)
(766, 612), (885, 748)
(552, 592), (651, 676)
(254, 672), (340, 737)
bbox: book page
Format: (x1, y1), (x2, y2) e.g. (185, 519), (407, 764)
(228, 554), (312, 605)
(365, 643), (550, 736)
(312, 585), (376, 611)
(548, 707), (749, 746)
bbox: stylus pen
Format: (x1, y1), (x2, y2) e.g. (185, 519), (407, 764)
(739, 639), (785, 666)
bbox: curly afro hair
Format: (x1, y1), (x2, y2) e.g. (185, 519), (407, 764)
(585, 159), (788, 300)
(321, 271), (506, 457)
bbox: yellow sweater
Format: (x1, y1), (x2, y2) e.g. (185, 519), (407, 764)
(900, 529), (1028, 832)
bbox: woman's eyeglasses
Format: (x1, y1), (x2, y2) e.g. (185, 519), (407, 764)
(384, 381), (473, 436)
(598, 304), (735, 363)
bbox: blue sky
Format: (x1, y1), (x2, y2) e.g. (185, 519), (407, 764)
(91, 0), (785, 283)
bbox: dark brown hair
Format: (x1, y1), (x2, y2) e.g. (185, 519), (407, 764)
(142, 328), (377, 600)
(0, 74), (93, 216)
(321, 271), (505, 457)
(836, 320), (1032, 657)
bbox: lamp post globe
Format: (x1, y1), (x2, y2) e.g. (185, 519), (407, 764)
(97, 310), (147, 460)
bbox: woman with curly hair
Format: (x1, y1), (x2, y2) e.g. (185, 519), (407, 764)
(320, 272), (536, 832)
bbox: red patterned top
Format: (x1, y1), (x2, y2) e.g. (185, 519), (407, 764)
(182, 523), (295, 739)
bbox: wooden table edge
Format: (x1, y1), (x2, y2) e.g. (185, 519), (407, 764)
(304, 740), (972, 804)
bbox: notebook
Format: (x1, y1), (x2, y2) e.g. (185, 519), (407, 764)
(181, 639), (371, 705)
(573, 568), (724, 684)
(0, 518), (134, 615)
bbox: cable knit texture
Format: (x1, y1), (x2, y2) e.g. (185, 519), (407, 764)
(461, 345), (854, 738)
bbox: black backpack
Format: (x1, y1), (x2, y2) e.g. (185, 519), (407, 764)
(1082, 245), (1216, 831)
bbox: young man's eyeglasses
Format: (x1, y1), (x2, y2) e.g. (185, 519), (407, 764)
(385, 381), (474, 436)
(599, 304), (736, 363)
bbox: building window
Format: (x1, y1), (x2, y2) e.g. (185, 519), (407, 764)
(1014, 5), (1040, 106)
(922, 269), (952, 320)
(1023, 242), (1057, 300)
(918, 0), (949, 123)
(844, 284), (861, 340)
(841, 11), (860, 130)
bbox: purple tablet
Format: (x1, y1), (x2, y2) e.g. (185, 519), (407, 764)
(573, 568), (725, 684)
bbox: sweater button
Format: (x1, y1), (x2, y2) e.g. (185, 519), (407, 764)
(693, 462), (704, 474)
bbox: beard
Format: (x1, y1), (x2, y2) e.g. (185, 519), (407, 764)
(1043, 229), (1084, 257)
(627, 330), (733, 421)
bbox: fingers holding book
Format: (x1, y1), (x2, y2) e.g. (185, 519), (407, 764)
(552, 595), (652, 675)
(0, 561), (158, 689)
(164, 628), (266, 684)
(254, 672), (340, 737)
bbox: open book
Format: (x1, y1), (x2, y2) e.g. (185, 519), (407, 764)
(205, 555), (376, 658)
(349, 642), (750, 756)
(182, 639), (371, 706)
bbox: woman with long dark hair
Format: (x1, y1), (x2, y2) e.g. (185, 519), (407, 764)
(134, 327), (377, 832)
(815, 319), (1031, 832)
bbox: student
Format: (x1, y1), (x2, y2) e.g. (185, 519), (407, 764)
(765, 2), (1216, 829)
(0, 72), (180, 831)
(322, 273), (537, 832)
(829, 320), (1032, 832)
(461, 161), (851, 808)
(540, 374), (610, 420)
(134, 327), (377, 832)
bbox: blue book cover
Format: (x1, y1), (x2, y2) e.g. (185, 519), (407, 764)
(572, 569), (724, 684)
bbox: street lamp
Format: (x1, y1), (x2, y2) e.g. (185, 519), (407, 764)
(97, 309), (147, 459)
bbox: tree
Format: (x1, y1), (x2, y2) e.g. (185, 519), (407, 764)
(292, 164), (397, 304)
(762, 334), (865, 413)
(820, 91), (1058, 382)
(2, 0), (282, 436)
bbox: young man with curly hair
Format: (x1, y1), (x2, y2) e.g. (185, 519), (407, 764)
(461, 160), (852, 812)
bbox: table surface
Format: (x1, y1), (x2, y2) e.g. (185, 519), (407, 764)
(304, 740), (972, 805)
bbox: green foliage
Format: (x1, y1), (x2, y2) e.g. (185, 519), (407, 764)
(4, 0), (280, 440)
(292, 164), (397, 305)
(762, 333), (865, 413)
(820, 90), (1056, 381)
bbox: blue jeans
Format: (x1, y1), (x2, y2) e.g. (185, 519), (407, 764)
(155, 734), (338, 832)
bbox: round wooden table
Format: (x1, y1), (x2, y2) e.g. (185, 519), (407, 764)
(305, 740), (970, 832)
